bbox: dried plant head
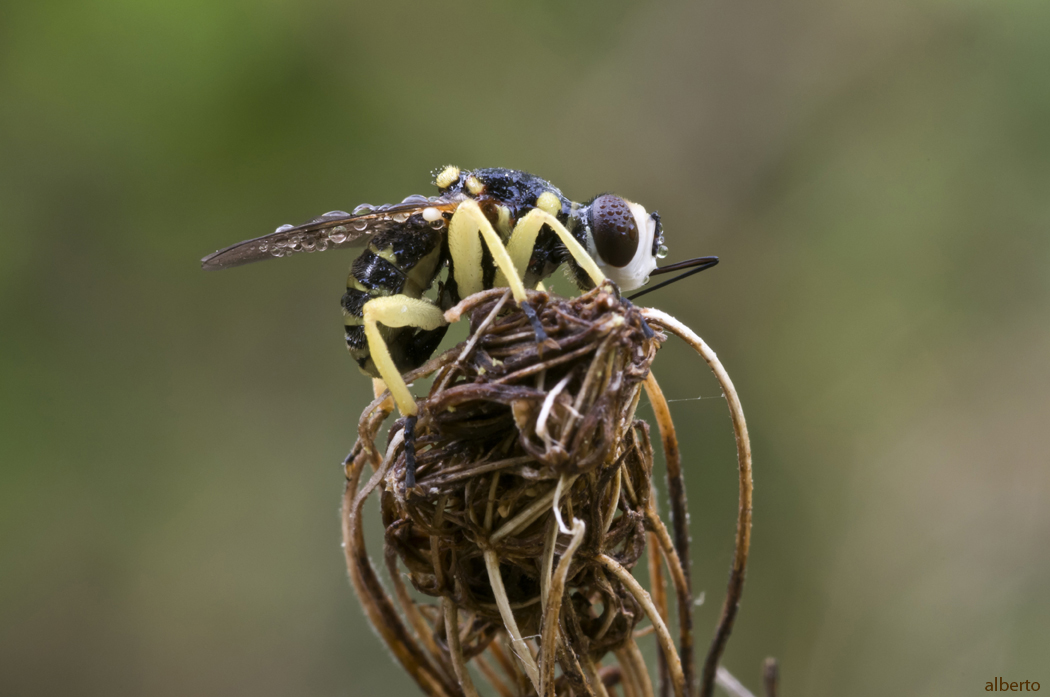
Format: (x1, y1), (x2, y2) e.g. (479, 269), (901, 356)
(342, 285), (758, 697)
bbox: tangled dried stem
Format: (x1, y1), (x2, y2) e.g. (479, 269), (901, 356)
(342, 285), (757, 697)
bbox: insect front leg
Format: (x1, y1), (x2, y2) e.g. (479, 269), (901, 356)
(502, 208), (606, 289)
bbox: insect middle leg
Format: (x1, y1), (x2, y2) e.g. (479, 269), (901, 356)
(498, 208), (606, 289)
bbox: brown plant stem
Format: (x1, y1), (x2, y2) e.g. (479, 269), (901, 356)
(643, 373), (695, 694)
(343, 432), (460, 697)
(762, 658), (779, 697)
(641, 309), (753, 697)
(443, 596), (481, 697)
(598, 554), (685, 697)
(647, 525), (671, 697)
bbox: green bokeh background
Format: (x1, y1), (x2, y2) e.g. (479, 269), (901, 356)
(2, 1), (1048, 695)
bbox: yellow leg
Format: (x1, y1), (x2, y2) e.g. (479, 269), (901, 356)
(448, 200), (528, 303)
(362, 295), (447, 416)
(497, 209), (606, 289)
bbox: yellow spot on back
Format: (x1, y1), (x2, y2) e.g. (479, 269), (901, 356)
(466, 175), (484, 195)
(436, 165), (460, 189)
(537, 191), (561, 216)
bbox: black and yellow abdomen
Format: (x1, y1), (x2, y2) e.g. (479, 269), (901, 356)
(341, 214), (448, 377)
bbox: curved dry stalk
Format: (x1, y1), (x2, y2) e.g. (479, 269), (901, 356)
(343, 432), (459, 697)
(539, 518), (586, 696)
(540, 517), (557, 608)
(580, 655), (613, 697)
(614, 647), (640, 697)
(443, 596), (481, 697)
(715, 667), (756, 697)
(623, 639), (657, 697)
(647, 526), (671, 697)
(598, 554), (685, 697)
(383, 544), (456, 688)
(762, 658), (779, 697)
(644, 505), (693, 696)
(643, 373), (694, 693)
(475, 653), (516, 697)
(490, 486), (557, 543)
(483, 549), (541, 691)
(641, 309), (754, 697)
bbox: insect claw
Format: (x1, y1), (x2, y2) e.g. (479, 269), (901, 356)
(620, 297), (655, 340)
(403, 415), (418, 489)
(520, 300), (549, 346)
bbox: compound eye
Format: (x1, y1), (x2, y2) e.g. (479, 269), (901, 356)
(591, 194), (639, 267)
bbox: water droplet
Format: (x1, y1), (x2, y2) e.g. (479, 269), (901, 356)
(258, 242), (269, 252)
(400, 194), (429, 205)
(391, 212), (409, 223)
(656, 245), (669, 259)
(315, 238), (329, 252)
(329, 228), (348, 244)
(270, 248), (286, 258)
(323, 210), (349, 218)
(353, 203), (374, 215)
(275, 223), (295, 233)
(429, 219), (445, 230)
(352, 220), (369, 231)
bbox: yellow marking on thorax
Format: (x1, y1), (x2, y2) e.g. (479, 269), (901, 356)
(436, 165), (460, 189)
(536, 191), (561, 216)
(466, 176), (485, 195)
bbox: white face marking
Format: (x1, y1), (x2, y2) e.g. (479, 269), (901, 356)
(593, 201), (658, 291)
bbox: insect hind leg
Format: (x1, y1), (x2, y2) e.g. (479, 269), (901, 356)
(362, 295), (447, 417)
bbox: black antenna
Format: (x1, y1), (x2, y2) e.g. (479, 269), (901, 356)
(627, 256), (719, 301)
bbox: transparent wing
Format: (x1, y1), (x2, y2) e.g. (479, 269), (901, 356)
(201, 197), (458, 270)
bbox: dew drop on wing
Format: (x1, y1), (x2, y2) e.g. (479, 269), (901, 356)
(275, 223), (295, 233)
(353, 203), (374, 215)
(399, 194), (430, 205)
(323, 210), (350, 218)
(352, 219), (369, 231)
(656, 245), (669, 259)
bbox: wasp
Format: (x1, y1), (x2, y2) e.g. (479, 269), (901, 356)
(202, 166), (717, 425)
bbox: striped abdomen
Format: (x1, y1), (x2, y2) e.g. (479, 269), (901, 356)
(341, 216), (447, 377)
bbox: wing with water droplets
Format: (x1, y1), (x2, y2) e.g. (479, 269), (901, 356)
(201, 197), (459, 270)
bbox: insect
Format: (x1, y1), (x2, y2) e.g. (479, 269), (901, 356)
(202, 166), (718, 424)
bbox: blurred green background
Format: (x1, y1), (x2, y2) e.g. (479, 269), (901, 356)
(2, 0), (1048, 695)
